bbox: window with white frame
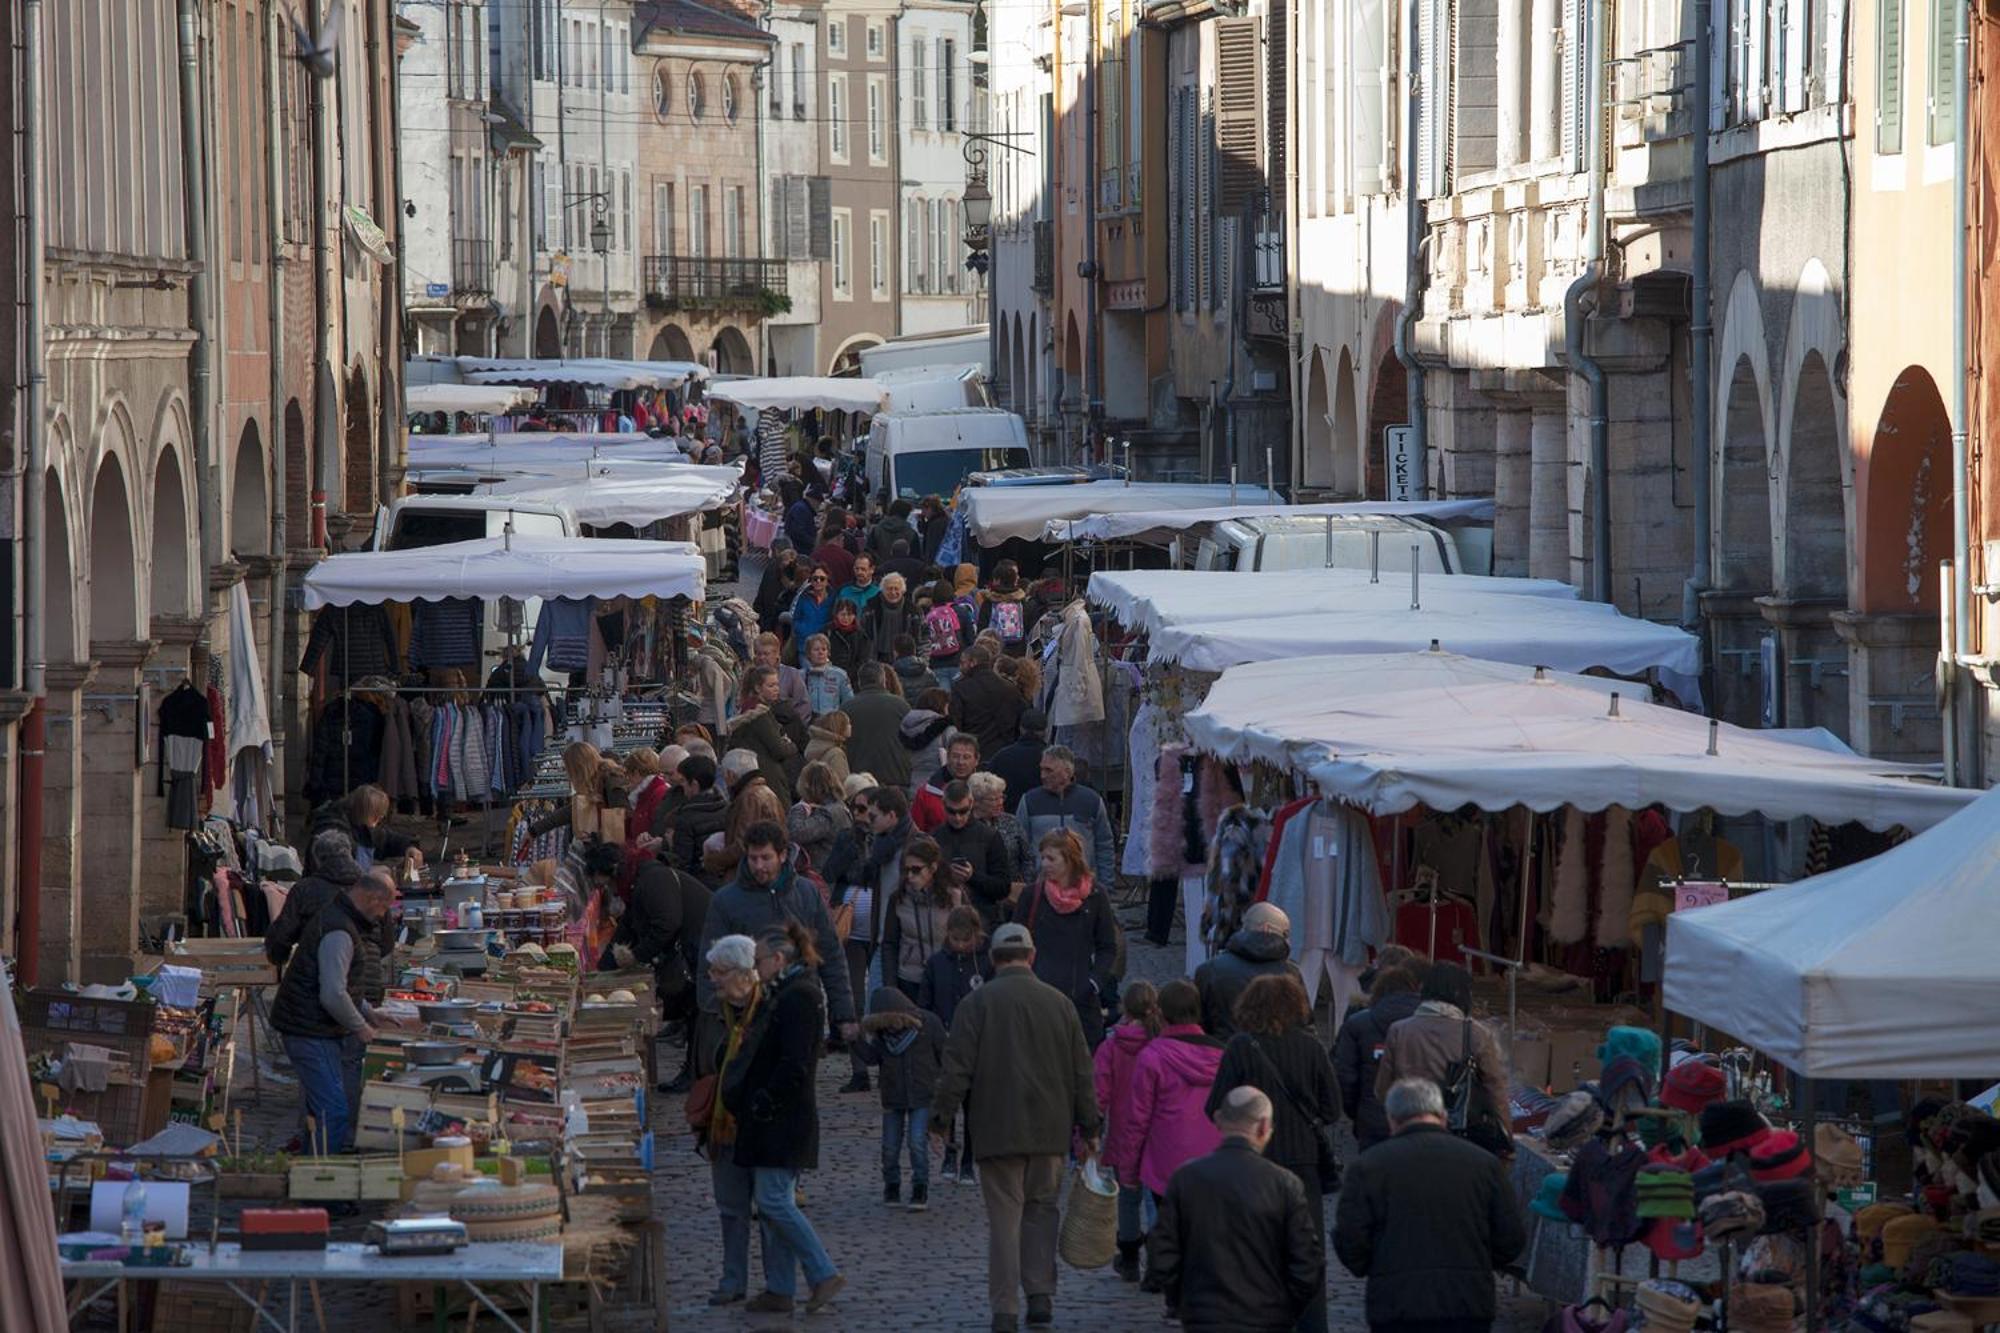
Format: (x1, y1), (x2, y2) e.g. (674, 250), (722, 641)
(867, 77), (886, 161)
(621, 170), (633, 252)
(831, 208), (852, 297)
(942, 197), (958, 292)
(939, 38), (956, 130)
(911, 36), (928, 128)
(771, 46), (785, 111)
(586, 17), (599, 87)
(1928, 0), (1956, 145)
(499, 168), (514, 259)
(869, 209), (889, 297)
(654, 180), (675, 256)
(905, 200), (923, 290)
(866, 21), (884, 58)
(724, 185), (743, 258)
(829, 17), (846, 55)
(791, 42), (806, 115)
(689, 184), (709, 257)
(829, 74), (849, 161)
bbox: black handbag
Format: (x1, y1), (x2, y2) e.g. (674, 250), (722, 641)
(1442, 1017), (1513, 1156)
(1249, 1037), (1342, 1192)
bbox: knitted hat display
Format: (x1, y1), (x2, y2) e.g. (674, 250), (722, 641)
(1881, 1214), (1944, 1270)
(1729, 1281), (1797, 1333)
(1700, 1099), (1771, 1155)
(1854, 1201), (1915, 1243)
(1661, 1059), (1727, 1115)
(1635, 1164), (1697, 1220)
(1531, 1172), (1571, 1221)
(1815, 1123), (1866, 1189)
(1756, 1178), (1819, 1234)
(1938, 1251), (2000, 1297)
(1699, 1189), (1767, 1242)
(1633, 1279), (1703, 1333)
(1599, 1056), (1656, 1123)
(1545, 1090), (1607, 1153)
(1598, 1024), (1663, 1074)
(1644, 1216), (1705, 1263)
(1749, 1129), (1815, 1183)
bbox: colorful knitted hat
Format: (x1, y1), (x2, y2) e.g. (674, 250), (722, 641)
(1644, 1217), (1705, 1264)
(1699, 1099), (1770, 1155)
(1815, 1123), (1865, 1189)
(1545, 1090), (1607, 1153)
(1697, 1189), (1766, 1242)
(1661, 1059), (1728, 1115)
(1598, 1025), (1662, 1074)
(1635, 1164), (1696, 1220)
(1633, 1279), (1703, 1333)
(1749, 1129), (1814, 1183)
(1531, 1172), (1571, 1221)
(1881, 1213), (1944, 1269)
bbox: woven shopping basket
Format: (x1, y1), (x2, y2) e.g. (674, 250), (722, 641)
(1057, 1157), (1120, 1270)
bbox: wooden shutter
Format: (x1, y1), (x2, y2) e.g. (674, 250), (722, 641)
(808, 177), (832, 258)
(1214, 17), (1263, 211)
(1416, 0), (1450, 195)
(1351, 0), (1388, 193)
(1781, 0), (1806, 110)
(1562, 0), (1587, 167)
(1198, 90), (1215, 310)
(1927, 0), (1954, 144)
(1877, 0), (1903, 152)
(787, 177), (810, 258)
(1265, 7), (1287, 192)
(769, 179), (787, 257)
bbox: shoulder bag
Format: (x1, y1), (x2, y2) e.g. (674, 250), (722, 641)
(1441, 1017), (1514, 1156)
(1247, 1035), (1341, 1192)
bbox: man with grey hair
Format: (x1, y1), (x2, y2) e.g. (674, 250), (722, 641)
(264, 829), (365, 968)
(1333, 1078), (1526, 1333)
(1148, 1085), (1322, 1332)
(1014, 745), (1116, 888)
(718, 748), (763, 796)
(1194, 901), (1305, 1040)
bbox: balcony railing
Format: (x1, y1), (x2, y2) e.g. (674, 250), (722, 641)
(452, 238), (492, 296)
(642, 255), (789, 313)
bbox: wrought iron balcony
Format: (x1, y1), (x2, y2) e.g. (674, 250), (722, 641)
(642, 255), (790, 314)
(452, 238), (492, 296)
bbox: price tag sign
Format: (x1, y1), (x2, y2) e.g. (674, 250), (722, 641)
(1673, 881), (1730, 913)
(1836, 1182), (1877, 1211)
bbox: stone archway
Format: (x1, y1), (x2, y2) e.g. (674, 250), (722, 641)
(283, 399), (311, 545)
(1783, 352), (1844, 600)
(534, 305), (562, 358)
(712, 326), (754, 375)
(1363, 348), (1407, 500)
(343, 364), (373, 515)
(89, 455), (140, 645)
(649, 324), (696, 362)
(152, 446), (195, 618)
(44, 469), (77, 665)
(1011, 317), (1027, 415)
(1719, 356), (1774, 591)
(1861, 367), (1952, 613)
(828, 335), (881, 377)
(85, 452), (145, 977)
(232, 422), (270, 559)
(1300, 351), (1334, 491)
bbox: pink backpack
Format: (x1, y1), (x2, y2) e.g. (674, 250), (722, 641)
(990, 599), (1026, 644)
(924, 602), (963, 657)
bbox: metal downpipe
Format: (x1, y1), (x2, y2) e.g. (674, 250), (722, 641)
(1393, 0), (1428, 492)
(1564, 0), (1611, 602)
(1684, 0), (1714, 629)
(18, 0), (49, 981)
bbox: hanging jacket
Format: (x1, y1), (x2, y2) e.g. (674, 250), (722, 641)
(527, 597), (596, 675)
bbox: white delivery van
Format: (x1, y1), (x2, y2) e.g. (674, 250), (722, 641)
(1193, 513), (1493, 575)
(371, 496), (577, 683)
(864, 408), (1033, 505)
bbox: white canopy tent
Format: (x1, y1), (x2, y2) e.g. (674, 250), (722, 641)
(1179, 659), (1967, 831)
(302, 535), (707, 608)
(406, 383), (539, 415)
(1088, 566), (1579, 634)
(450, 356), (704, 390)
(706, 376), (889, 414)
(961, 482), (1284, 546)
(1663, 785), (2000, 1078)
(474, 464), (742, 526)
(1049, 498), (1496, 544)
(403, 434), (691, 472)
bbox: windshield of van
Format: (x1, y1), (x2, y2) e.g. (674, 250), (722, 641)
(894, 447), (1031, 500)
(387, 510), (486, 550)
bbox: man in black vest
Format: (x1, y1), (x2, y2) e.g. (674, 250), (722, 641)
(270, 871), (398, 1154)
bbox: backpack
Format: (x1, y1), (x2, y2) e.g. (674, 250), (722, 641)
(990, 599), (1026, 644)
(924, 602), (963, 657)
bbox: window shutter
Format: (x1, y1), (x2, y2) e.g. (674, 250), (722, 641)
(1780, 0), (1806, 110)
(1198, 91), (1214, 309)
(1351, 0), (1387, 193)
(787, 177), (810, 258)
(1265, 8), (1287, 191)
(1877, 0), (1903, 151)
(808, 177), (832, 258)
(1216, 215), (1236, 313)
(1416, 0), (1450, 196)
(1214, 17), (1263, 212)
(1708, 0), (1730, 128)
(1823, 0), (1846, 105)
(1562, 0), (1586, 167)
(1927, 0), (1954, 144)
(770, 179), (787, 257)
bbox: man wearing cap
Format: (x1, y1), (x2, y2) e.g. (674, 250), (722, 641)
(1193, 902), (1305, 1041)
(1333, 1078), (1526, 1333)
(932, 922), (1102, 1332)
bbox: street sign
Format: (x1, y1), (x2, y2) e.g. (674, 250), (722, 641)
(1384, 425), (1417, 501)
(425, 282), (449, 299)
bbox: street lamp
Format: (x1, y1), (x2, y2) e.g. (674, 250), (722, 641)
(590, 210), (612, 358)
(962, 172), (992, 237)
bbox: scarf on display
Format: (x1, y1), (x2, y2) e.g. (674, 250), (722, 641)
(1147, 745), (1230, 879)
(708, 988), (764, 1149)
(1038, 873), (1094, 915)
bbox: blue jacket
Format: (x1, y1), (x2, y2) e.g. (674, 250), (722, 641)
(696, 862), (856, 1024)
(1015, 783), (1118, 888)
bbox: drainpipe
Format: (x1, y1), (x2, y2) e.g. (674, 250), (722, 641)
(1393, 0), (1428, 495)
(1948, 0), (1973, 782)
(265, 0), (290, 783)
(311, 35), (335, 547)
(18, 0), (48, 982)
(1682, 0), (1713, 629)
(179, 0), (221, 580)
(1562, 0), (1610, 601)
(380, 6), (406, 507)
(1083, 0), (1102, 455)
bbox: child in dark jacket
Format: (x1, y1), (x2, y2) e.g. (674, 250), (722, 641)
(857, 986), (948, 1210)
(917, 906), (992, 1183)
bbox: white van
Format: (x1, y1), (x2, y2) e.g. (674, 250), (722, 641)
(864, 408), (1032, 505)
(1193, 513), (1492, 575)
(371, 496), (577, 683)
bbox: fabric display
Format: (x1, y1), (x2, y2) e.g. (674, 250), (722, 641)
(409, 598), (482, 671)
(1645, 1216), (1705, 1264)
(1391, 893), (1480, 967)
(299, 604), (401, 682)
(157, 679), (212, 831)
(1729, 1280), (1798, 1333)
(1258, 796), (1385, 1006)
(1699, 1188), (1766, 1242)
(304, 693), (385, 800)
(1409, 812), (1494, 951)
(1200, 804), (1267, 953)
(1560, 1139), (1650, 1246)
(1531, 1173), (1571, 1221)
(1145, 744), (1229, 880)
(525, 597), (595, 677)
(1880, 1215), (1944, 1271)
(1626, 816), (1744, 948)
(1635, 1164), (1695, 1219)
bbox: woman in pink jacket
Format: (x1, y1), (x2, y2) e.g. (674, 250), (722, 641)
(1093, 981), (1161, 1281)
(1106, 980), (1227, 1290)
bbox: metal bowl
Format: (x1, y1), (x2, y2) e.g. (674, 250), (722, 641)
(414, 998), (479, 1025)
(431, 930), (490, 952)
(404, 1040), (466, 1066)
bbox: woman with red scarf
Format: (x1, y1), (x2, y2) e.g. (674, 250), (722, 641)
(1015, 828), (1119, 1047)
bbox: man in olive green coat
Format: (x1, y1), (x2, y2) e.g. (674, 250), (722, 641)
(932, 923), (1102, 1333)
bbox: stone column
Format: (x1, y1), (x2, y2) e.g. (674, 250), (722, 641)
(81, 640), (155, 982)
(38, 662), (96, 985)
(1491, 405), (1533, 575)
(1527, 397), (1569, 582)
(1831, 611), (1943, 761)
(1758, 596), (1850, 740)
(0, 692), (34, 953)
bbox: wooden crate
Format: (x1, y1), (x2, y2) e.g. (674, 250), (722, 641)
(287, 1157), (360, 1201)
(359, 1155), (407, 1201)
(353, 1081), (431, 1152)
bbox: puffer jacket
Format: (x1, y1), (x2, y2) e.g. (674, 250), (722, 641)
(1092, 1020), (1155, 1159)
(856, 986), (947, 1111)
(1333, 989), (1424, 1148)
(882, 883), (963, 984)
(1108, 1024), (1227, 1194)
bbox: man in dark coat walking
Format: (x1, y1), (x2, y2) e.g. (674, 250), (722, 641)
(949, 645), (1026, 758)
(1193, 903), (1303, 1039)
(840, 661), (913, 790)
(929, 780), (1015, 928)
(1149, 1087), (1323, 1333)
(1332, 962), (1426, 1150)
(1333, 1078), (1527, 1333)
(932, 923), (1102, 1333)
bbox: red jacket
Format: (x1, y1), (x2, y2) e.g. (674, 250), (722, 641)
(1094, 1021), (1155, 1179)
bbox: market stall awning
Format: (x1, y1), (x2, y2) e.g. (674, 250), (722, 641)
(453, 356), (700, 390)
(476, 464), (742, 526)
(706, 376), (890, 414)
(1182, 656), (1966, 831)
(302, 535), (706, 608)
(406, 383), (539, 415)
(1088, 566), (1579, 634)
(1048, 498), (1496, 544)
(1146, 597), (1701, 698)
(404, 434), (692, 472)
(1662, 784), (2000, 1078)
(961, 482), (1284, 546)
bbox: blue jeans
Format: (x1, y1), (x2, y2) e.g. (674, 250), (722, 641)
(882, 1108), (931, 1189)
(752, 1167), (838, 1298)
(710, 1159), (754, 1298)
(1116, 1184), (1156, 1246)
(283, 1034), (354, 1154)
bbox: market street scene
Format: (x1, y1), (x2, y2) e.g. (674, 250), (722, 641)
(5, 0), (2000, 1331)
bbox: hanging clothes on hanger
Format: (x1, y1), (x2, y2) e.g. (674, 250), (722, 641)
(298, 604), (401, 682)
(1261, 796), (1386, 1025)
(157, 680), (210, 829)
(527, 597), (595, 676)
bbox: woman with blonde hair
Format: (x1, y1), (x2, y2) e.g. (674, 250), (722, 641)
(787, 761), (853, 873)
(803, 710), (853, 784)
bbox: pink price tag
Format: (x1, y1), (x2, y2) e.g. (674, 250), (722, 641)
(1673, 881), (1730, 913)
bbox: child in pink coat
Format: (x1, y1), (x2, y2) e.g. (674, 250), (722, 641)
(1092, 981), (1160, 1282)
